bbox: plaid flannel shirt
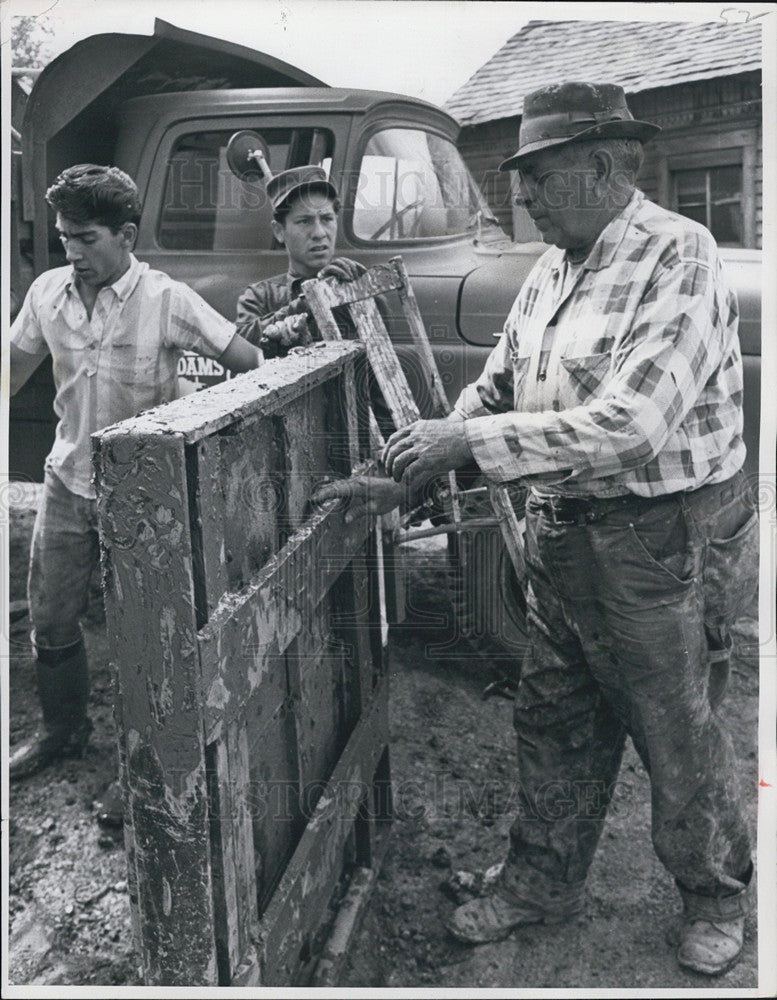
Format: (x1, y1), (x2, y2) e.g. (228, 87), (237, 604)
(454, 190), (746, 497)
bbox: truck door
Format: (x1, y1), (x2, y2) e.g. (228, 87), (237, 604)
(134, 112), (350, 391)
(136, 114), (351, 321)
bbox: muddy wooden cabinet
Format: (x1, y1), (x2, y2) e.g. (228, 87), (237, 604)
(92, 341), (392, 986)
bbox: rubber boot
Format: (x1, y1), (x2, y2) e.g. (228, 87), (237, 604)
(9, 638), (93, 782)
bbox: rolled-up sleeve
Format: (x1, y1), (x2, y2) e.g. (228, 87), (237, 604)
(10, 280), (49, 357)
(454, 328), (517, 420)
(166, 283), (236, 358)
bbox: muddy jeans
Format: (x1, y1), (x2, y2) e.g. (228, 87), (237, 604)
(28, 470), (100, 652)
(500, 471), (758, 912)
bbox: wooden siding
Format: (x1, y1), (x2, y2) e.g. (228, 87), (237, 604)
(628, 74), (761, 125)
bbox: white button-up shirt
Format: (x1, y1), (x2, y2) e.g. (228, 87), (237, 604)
(11, 254), (236, 497)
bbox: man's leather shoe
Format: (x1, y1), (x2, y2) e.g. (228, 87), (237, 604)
(677, 916), (744, 975)
(445, 892), (578, 944)
(9, 718), (93, 782)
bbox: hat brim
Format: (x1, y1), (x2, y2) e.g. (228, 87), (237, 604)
(498, 120), (661, 172)
(273, 179), (338, 211)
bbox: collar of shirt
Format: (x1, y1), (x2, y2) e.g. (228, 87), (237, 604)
(56, 253), (147, 317)
(546, 188), (645, 277)
(288, 271), (311, 299)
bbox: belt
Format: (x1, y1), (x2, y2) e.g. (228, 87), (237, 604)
(531, 492), (653, 525)
(531, 472), (747, 526)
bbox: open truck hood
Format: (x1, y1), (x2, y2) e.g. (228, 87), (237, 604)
(22, 18), (326, 274)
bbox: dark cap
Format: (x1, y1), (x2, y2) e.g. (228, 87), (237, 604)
(499, 81), (660, 172)
(267, 165), (338, 212)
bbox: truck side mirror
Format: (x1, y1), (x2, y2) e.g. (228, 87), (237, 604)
(226, 130), (273, 182)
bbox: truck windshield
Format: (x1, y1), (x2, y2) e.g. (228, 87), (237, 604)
(351, 127), (497, 242)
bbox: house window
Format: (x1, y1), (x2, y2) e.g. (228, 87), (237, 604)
(673, 163), (744, 246)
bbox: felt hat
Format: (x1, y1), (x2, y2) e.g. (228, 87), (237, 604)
(498, 81), (660, 172)
(267, 165), (337, 211)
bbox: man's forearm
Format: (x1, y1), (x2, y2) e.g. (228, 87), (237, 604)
(218, 332), (263, 373)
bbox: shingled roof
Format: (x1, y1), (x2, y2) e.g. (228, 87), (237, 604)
(444, 19), (762, 126)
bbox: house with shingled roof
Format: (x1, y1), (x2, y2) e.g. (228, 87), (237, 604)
(445, 19), (763, 248)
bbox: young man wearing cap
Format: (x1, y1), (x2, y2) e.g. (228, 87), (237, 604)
(235, 165), (366, 354)
(315, 81), (757, 976)
(9, 164), (263, 784)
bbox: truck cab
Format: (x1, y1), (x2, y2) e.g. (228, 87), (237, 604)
(12, 17), (759, 480)
(10, 19), (762, 660)
(115, 85), (541, 391)
(12, 19), (550, 478)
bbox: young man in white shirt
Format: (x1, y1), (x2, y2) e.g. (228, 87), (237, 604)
(9, 163), (262, 781)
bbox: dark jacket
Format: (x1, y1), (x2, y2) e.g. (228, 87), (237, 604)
(235, 270), (394, 435)
(235, 271), (356, 356)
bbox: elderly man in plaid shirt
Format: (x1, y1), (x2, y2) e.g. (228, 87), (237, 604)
(317, 81), (758, 976)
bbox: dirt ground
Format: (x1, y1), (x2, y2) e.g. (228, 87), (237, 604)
(5, 492), (762, 990)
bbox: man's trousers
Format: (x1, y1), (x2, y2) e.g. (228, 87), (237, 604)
(499, 471), (758, 913)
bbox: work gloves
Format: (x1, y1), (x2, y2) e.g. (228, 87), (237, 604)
(259, 258), (366, 353)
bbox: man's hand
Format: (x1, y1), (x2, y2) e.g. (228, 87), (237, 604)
(261, 313), (311, 350)
(312, 476), (404, 523)
(318, 257), (367, 282)
(383, 417), (472, 485)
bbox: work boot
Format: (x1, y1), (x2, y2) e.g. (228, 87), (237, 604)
(445, 890), (581, 944)
(9, 638), (93, 782)
(675, 882), (747, 975)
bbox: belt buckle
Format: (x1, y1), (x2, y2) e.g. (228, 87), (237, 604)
(547, 495), (575, 524)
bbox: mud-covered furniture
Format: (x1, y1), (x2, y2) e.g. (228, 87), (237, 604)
(93, 341), (391, 986)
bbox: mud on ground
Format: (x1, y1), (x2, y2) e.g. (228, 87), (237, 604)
(5, 499), (761, 989)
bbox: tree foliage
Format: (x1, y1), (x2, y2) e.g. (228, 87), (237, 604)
(11, 15), (54, 69)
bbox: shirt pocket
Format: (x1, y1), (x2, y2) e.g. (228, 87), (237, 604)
(110, 340), (160, 385)
(510, 351), (533, 410)
(107, 340), (175, 416)
(559, 351), (611, 405)
(49, 323), (87, 353)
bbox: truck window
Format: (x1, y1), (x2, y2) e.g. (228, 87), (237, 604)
(158, 128), (334, 251)
(352, 127), (492, 242)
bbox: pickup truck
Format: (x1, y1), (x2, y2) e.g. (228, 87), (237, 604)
(10, 18), (762, 659)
